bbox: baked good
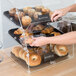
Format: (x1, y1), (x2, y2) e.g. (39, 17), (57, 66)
(23, 7), (32, 13)
(34, 12), (42, 20)
(14, 29), (23, 35)
(34, 45), (50, 55)
(41, 27), (53, 34)
(32, 24), (45, 31)
(22, 49), (34, 61)
(51, 32), (61, 36)
(19, 49), (25, 59)
(42, 8), (50, 14)
(25, 53), (41, 66)
(22, 16), (32, 26)
(54, 45), (69, 56)
(28, 9), (36, 17)
(9, 8), (16, 16)
(14, 12), (25, 21)
(12, 46), (23, 57)
(35, 6), (44, 11)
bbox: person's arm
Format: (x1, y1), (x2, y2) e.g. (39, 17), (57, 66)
(51, 4), (76, 22)
(30, 31), (76, 46)
(48, 31), (76, 45)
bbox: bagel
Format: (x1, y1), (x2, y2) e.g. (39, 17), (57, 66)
(54, 45), (69, 56)
(25, 53), (41, 66)
(12, 46), (22, 57)
(22, 49), (34, 61)
(19, 49), (25, 59)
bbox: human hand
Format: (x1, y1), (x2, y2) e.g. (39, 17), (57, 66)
(51, 8), (69, 22)
(30, 36), (49, 46)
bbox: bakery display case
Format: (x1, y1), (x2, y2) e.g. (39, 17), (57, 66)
(3, 0), (75, 73)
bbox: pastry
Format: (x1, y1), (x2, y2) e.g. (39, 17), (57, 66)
(42, 8), (50, 14)
(35, 6), (44, 11)
(51, 32), (61, 36)
(28, 9), (36, 17)
(14, 29), (23, 35)
(12, 46), (23, 57)
(54, 45), (69, 56)
(9, 8), (16, 16)
(23, 7), (32, 13)
(32, 24), (45, 31)
(22, 16), (32, 26)
(41, 27), (53, 34)
(25, 53), (41, 66)
(14, 11), (25, 21)
(34, 12), (42, 20)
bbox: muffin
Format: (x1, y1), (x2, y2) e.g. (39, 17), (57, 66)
(23, 7), (32, 13)
(28, 9), (36, 17)
(42, 8), (50, 14)
(14, 11), (25, 21)
(9, 8), (16, 16)
(34, 12), (42, 20)
(35, 6), (44, 11)
(22, 16), (32, 26)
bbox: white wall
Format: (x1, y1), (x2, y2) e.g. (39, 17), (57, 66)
(0, 0), (3, 43)
(42, 0), (75, 11)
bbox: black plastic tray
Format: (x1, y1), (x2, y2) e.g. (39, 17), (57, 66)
(4, 10), (51, 26)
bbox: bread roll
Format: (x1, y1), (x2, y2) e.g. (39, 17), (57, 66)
(9, 8), (16, 16)
(22, 16), (32, 26)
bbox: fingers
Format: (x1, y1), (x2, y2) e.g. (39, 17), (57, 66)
(53, 14), (61, 21)
(51, 11), (58, 22)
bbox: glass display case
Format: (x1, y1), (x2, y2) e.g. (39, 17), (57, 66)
(2, 0), (75, 73)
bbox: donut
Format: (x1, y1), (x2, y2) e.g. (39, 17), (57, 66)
(28, 9), (36, 17)
(22, 16), (32, 26)
(25, 53), (41, 66)
(12, 46), (23, 57)
(51, 32), (61, 36)
(9, 8), (16, 16)
(23, 7), (32, 13)
(42, 8), (50, 14)
(14, 12), (25, 21)
(14, 29), (23, 35)
(54, 45), (69, 56)
(34, 12), (42, 20)
(35, 6), (44, 11)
